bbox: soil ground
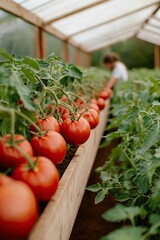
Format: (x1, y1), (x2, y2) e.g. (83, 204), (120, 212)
(70, 139), (120, 240)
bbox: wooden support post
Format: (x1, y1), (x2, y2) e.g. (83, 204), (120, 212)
(85, 53), (91, 68)
(35, 27), (46, 59)
(154, 45), (160, 68)
(63, 42), (69, 63)
(75, 49), (83, 66)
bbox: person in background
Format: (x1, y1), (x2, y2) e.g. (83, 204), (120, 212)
(103, 52), (128, 89)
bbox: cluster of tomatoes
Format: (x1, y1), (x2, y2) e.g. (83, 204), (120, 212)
(0, 85), (112, 240)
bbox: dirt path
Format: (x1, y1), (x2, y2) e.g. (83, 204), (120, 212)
(70, 140), (120, 240)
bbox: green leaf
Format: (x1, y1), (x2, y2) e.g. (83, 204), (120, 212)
(137, 122), (160, 153)
(0, 49), (13, 60)
(95, 189), (106, 204)
(11, 71), (36, 111)
(86, 183), (102, 192)
(60, 76), (74, 86)
(100, 171), (111, 182)
(102, 204), (141, 223)
(149, 214), (160, 225)
(100, 132), (120, 148)
(100, 226), (146, 240)
(154, 147), (160, 158)
(134, 165), (149, 193)
(124, 106), (140, 123)
(67, 64), (82, 79)
(23, 56), (40, 70)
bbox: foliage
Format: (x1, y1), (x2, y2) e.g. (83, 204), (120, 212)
(87, 68), (160, 239)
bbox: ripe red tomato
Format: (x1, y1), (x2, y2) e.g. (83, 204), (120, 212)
(0, 135), (34, 170)
(99, 88), (112, 100)
(82, 109), (99, 129)
(0, 175), (38, 240)
(30, 131), (66, 165)
(60, 116), (91, 146)
(89, 103), (100, 114)
(57, 105), (70, 116)
(12, 156), (59, 202)
(90, 98), (97, 105)
(30, 116), (60, 133)
(97, 98), (106, 110)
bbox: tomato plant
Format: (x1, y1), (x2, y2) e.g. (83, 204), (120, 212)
(12, 156), (59, 202)
(88, 69), (160, 240)
(0, 174), (38, 240)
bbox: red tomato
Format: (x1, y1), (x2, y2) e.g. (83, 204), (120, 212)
(30, 116), (60, 133)
(61, 95), (68, 103)
(0, 175), (38, 240)
(31, 131), (66, 165)
(82, 109), (99, 129)
(99, 91), (110, 100)
(0, 135), (34, 170)
(99, 88), (112, 100)
(89, 103), (100, 114)
(57, 105), (70, 116)
(97, 98), (106, 110)
(60, 116), (91, 146)
(12, 156), (59, 202)
(90, 98), (97, 105)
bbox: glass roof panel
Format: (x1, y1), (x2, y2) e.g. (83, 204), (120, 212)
(31, 0), (99, 22)
(70, 6), (156, 45)
(144, 24), (160, 35)
(52, 0), (159, 36)
(86, 31), (134, 52)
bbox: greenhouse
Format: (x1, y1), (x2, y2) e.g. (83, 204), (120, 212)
(0, 0), (160, 240)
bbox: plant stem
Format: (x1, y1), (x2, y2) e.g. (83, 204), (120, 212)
(14, 144), (35, 170)
(15, 110), (43, 136)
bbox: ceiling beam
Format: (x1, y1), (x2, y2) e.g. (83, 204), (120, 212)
(66, 2), (159, 38)
(43, 0), (108, 25)
(0, 0), (42, 27)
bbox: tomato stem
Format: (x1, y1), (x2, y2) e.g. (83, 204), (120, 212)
(14, 144), (35, 170)
(15, 110), (44, 136)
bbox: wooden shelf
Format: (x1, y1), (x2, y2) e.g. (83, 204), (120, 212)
(29, 100), (110, 240)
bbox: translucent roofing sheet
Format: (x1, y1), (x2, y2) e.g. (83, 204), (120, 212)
(138, 33), (160, 46)
(148, 17), (160, 28)
(87, 31), (135, 52)
(13, 0), (100, 22)
(137, 28), (160, 46)
(144, 24), (160, 35)
(52, 0), (159, 36)
(83, 25), (140, 49)
(70, 5), (157, 46)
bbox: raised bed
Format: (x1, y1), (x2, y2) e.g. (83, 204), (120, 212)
(29, 100), (110, 240)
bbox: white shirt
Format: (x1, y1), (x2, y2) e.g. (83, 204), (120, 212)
(112, 62), (128, 81)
